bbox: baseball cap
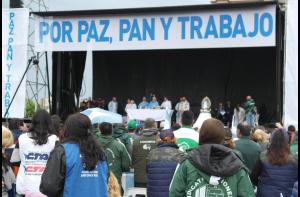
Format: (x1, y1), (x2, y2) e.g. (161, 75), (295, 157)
(127, 120), (137, 130)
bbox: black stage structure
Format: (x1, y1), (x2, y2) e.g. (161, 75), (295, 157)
(33, 1), (285, 124)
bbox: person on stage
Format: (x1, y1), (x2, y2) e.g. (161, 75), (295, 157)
(138, 97), (149, 109)
(244, 95), (255, 127)
(148, 96), (160, 109)
(161, 97), (172, 110)
(108, 96), (118, 113)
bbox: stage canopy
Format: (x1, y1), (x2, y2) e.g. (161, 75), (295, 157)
(32, 1), (291, 126)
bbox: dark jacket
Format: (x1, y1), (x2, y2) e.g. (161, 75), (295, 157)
(98, 135), (131, 185)
(250, 151), (298, 197)
(235, 136), (261, 172)
(169, 144), (254, 197)
(113, 126), (133, 156)
(132, 129), (158, 186)
(40, 143), (109, 197)
(292, 181), (298, 197)
(146, 143), (185, 197)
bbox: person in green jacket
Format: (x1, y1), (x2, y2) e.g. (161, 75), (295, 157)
(235, 123), (261, 172)
(169, 118), (254, 197)
(98, 122), (131, 187)
(112, 123), (133, 156)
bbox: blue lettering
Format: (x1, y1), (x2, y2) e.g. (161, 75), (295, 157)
(7, 46), (13, 61)
(205, 16), (218, 38)
(119, 19), (131, 41)
(39, 22), (49, 43)
(5, 98), (10, 108)
(62, 21), (73, 43)
(78, 20), (89, 42)
(142, 18), (155, 41)
(8, 37), (13, 45)
(5, 83), (11, 91)
(9, 12), (15, 20)
(160, 17), (172, 40)
(190, 16), (202, 39)
(220, 15), (232, 38)
(129, 19), (142, 41)
(248, 13), (259, 37)
(178, 16), (189, 39)
(7, 64), (12, 71)
(6, 74), (11, 82)
(87, 20), (99, 42)
(99, 20), (110, 42)
(50, 22), (61, 43)
(232, 14), (246, 38)
(260, 13), (273, 37)
(5, 92), (10, 100)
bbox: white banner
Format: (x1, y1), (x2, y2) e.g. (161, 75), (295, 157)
(2, 8), (29, 118)
(35, 5), (276, 51)
(283, 0), (298, 129)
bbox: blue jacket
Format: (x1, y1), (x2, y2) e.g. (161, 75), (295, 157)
(146, 143), (184, 197)
(291, 181), (298, 197)
(40, 143), (108, 197)
(251, 151), (298, 197)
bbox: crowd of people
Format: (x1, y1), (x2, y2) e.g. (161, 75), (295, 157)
(80, 95), (260, 128)
(2, 108), (298, 197)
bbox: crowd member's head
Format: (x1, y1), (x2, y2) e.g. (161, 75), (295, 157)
(144, 118), (157, 129)
(224, 127), (235, 149)
(51, 115), (62, 137)
(181, 111), (194, 126)
(127, 120), (137, 133)
(199, 118), (225, 145)
(182, 97), (187, 101)
(267, 128), (290, 165)
(8, 118), (27, 132)
(64, 113), (105, 170)
(130, 99), (135, 104)
(164, 97), (168, 101)
(30, 109), (52, 145)
(252, 129), (270, 144)
(142, 97), (147, 102)
(158, 129), (176, 145)
(112, 96), (117, 101)
(246, 95), (252, 100)
(99, 122), (113, 136)
(287, 125), (296, 144)
(152, 96), (157, 102)
(237, 123), (252, 138)
(2, 126), (14, 148)
(127, 99), (131, 104)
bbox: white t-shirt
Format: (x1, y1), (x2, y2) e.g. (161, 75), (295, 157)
(16, 133), (58, 195)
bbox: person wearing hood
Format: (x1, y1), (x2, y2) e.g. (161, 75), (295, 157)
(132, 118), (159, 188)
(98, 122), (131, 189)
(250, 128), (298, 197)
(112, 123), (133, 156)
(146, 129), (185, 197)
(169, 118), (254, 197)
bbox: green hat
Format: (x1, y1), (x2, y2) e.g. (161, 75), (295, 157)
(128, 120), (137, 130)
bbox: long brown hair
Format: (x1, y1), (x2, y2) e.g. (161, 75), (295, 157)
(268, 129), (290, 165)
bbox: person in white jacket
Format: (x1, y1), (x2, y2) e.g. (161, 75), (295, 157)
(161, 97), (172, 110)
(10, 110), (58, 196)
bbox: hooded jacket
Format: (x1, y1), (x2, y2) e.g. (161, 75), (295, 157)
(112, 126), (133, 156)
(169, 144), (254, 197)
(98, 135), (131, 185)
(132, 129), (158, 185)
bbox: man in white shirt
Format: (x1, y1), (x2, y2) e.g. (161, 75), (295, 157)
(161, 97), (172, 109)
(176, 97), (190, 123)
(108, 96), (118, 113)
